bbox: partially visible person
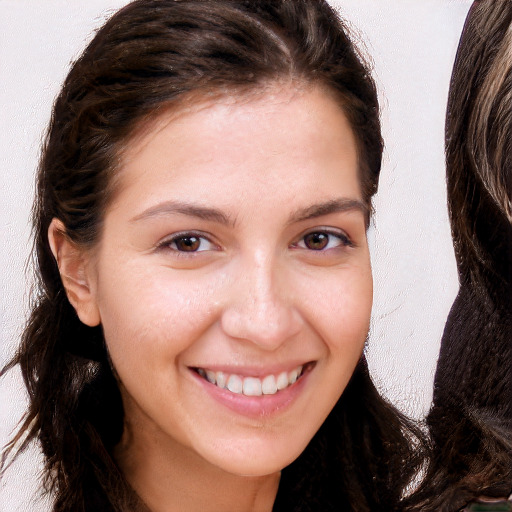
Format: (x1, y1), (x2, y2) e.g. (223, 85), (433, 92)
(412, 1), (512, 510)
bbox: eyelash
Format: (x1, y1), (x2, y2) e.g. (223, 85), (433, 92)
(157, 228), (353, 254)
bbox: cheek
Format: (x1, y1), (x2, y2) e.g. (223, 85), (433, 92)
(95, 262), (221, 370)
(297, 263), (373, 349)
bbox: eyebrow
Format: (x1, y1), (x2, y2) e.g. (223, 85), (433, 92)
(130, 197), (367, 226)
(130, 201), (234, 226)
(287, 198), (368, 224)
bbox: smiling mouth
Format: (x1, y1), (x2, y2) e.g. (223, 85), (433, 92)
(192, 363), (313, 397)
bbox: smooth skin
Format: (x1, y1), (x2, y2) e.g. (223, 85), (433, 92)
(49, 85), (373, 512)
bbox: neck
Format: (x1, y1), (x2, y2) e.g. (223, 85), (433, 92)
(114, 414), (280, 512)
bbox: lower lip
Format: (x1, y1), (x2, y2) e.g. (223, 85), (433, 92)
(190, 367), (312, 418)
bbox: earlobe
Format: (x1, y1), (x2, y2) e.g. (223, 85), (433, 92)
(48, 218), (101, 327)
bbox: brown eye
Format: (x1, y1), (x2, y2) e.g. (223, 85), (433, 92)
(303, 232), (329, 250)
(162, 233), (216, 253)
(295, 230), (352, 252)
(174, 236), (201, 251)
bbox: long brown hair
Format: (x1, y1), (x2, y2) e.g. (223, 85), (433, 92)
(414, 1), (512, 509)
(1, 1), (425, 510)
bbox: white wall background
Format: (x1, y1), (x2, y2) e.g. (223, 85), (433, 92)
(0, 1), (471, 509)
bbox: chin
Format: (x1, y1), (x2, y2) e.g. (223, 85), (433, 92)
(202, 437), (308, 478)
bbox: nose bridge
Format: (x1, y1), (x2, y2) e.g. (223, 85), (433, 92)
(220, 249), (302, 349)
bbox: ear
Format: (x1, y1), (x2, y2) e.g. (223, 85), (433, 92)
(48, 218), (101, 327)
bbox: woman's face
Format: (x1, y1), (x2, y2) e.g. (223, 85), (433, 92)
(85, 86), (372, 477)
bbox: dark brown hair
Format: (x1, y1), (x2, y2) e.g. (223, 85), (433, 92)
(413, 1), (512, 509)
(1, 1), (425, 510)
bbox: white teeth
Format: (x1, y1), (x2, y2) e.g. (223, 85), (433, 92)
(216, 371), (227, 389)
(261, 374), (277, 395)
(288, 367), (300, 384)
(226, 374), (243, 394)
(205, 370), (216, 384)
(276, 371), (289, 390)
(243, 377), (262, 396)
(197, 364), (306, 396)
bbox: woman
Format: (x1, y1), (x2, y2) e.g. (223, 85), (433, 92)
(1, 1), (425, 510)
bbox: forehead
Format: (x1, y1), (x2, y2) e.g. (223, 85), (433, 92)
(109, 86), (361, 216)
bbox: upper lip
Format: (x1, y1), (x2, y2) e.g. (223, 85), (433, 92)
(188, 361), (314, 378)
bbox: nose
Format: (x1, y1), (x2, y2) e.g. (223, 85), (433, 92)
(220, 255), (303, 350)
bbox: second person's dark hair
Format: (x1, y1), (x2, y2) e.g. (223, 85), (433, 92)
(414, 1), (512, 509)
